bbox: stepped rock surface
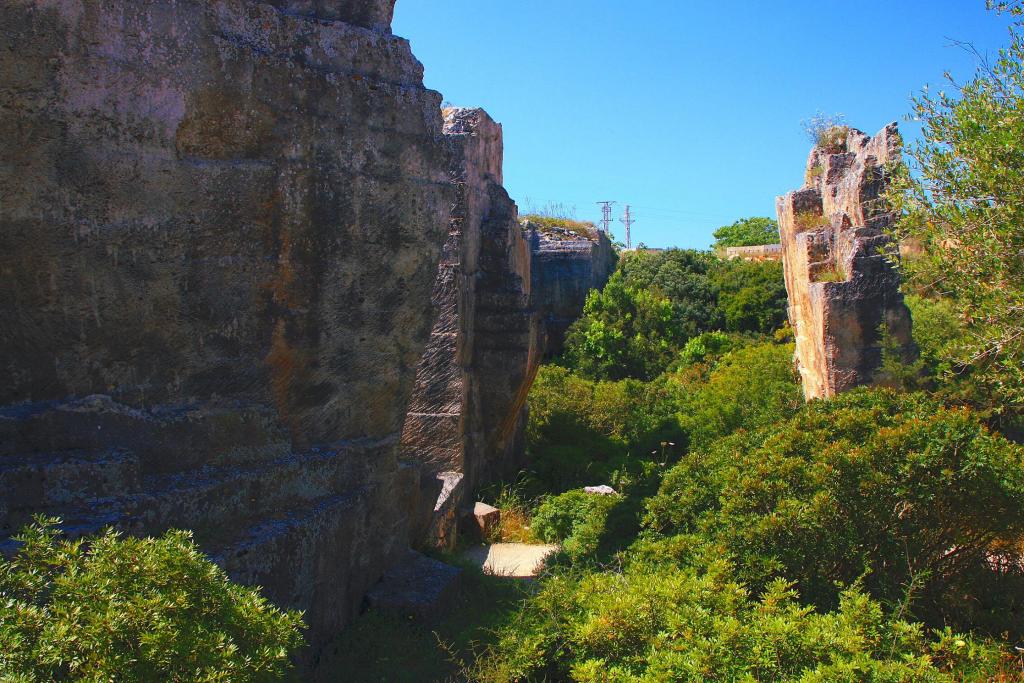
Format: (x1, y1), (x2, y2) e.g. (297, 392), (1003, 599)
(776, 124), (914, 399)
(400, 108), (541, 548)
(0, 0), (452, 650)
(529, 226), (616, 356)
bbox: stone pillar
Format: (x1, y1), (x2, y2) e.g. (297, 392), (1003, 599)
(776, 123), (914, 399)
(400, 108), (541, 548)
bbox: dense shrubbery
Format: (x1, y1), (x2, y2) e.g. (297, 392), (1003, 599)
(673, 341), (802, 449)
(711, 258), (788, 334)
(0, 518), (305, 682)
(564, 249), (788, 381)
(472, 560), (1005, 682)
(532, 490), (622, 561)
(525, 364), (683, 491)
(647, 389), (1024, 634)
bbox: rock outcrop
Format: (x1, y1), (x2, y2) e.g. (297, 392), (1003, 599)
(529, 227), (616, 356)
(400, 108), (541, 548)
(776, 124), (914, 399)
(0, 0), (452, 649)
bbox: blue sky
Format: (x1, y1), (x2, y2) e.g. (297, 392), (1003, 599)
(394, 1), (1015, 249)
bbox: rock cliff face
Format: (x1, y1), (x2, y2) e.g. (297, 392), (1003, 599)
(400, 109), (541, 548)
(0, 0), (451, 648)
(776, 124), (913, 399)
(530, 228), (616, 356)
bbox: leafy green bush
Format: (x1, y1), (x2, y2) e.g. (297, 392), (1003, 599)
(677, 331), (737, 366)
(711, 216), (780, 249)
(471, 559), (1005, 682)
(647, 389), (1024, 634)
(525, 365), (683, 491)
(0, 518), (305, 682)
(710, 259), (788, 334)
(532, 490), (621, 561)
(564, 278), (688, 381)
(674, 341), (802, 449)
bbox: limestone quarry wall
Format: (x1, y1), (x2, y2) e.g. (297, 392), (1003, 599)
(399, 109), (541, 548)
(776, 123), (914, 399)
(0, 0), (451, 648)
(530, 228), (617, 356)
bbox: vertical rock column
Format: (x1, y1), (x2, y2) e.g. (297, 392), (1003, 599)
(776, 123), (914, 399)
(400, 108), (541, 548)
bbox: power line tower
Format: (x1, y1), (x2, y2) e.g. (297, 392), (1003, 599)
(620, 205), (635, 250)
(596, 201), (616, 234)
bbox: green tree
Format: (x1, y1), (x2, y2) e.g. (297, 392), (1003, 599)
(710, 259), (789, 333)
(889, 1), (1024, 407)
(564, 277), (690, 381)
(711, 216), (780, 249)
(0, 519), (305, 682)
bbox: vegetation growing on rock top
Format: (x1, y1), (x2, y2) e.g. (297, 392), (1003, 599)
(520, 214), (600, 240)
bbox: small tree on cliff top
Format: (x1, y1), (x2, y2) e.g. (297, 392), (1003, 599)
(888, 1), (1024, 408)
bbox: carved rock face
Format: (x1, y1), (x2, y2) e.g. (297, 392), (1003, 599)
(529, 229), (616, 357)
(776, 124), (914, 400)
(0, 0), (450, 650)
(267, 0), (397, 30)
(399, 108), (540, 548)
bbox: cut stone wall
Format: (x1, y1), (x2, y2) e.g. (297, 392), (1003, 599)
(399, 108), (541, 548)
(0, 0), (451, 650)
(529, 228), (617, 356)
(776, 123), (914, 400)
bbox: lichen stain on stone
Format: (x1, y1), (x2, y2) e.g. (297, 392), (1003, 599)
(174, 87), (276, 160)
(265, 318), (304, 441)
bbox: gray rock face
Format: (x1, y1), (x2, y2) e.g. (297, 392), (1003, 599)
(529, 228), (617, 356)
(0, 0), (451, 650)
(399, 108), (540, 548)
(776, 124), (914, 399)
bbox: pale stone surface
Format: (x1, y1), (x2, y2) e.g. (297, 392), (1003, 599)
(723, 244), (783, 262)
(584, 485), (618, 496)
(0, 0), (451, 652)
(473, 501), (501, 537)
(462, 543), (559, 578)
(776, 124), (914, 400)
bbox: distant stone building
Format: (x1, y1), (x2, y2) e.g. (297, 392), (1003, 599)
(723, 244), (783, 262)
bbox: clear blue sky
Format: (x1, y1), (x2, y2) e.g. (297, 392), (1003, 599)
(394, 1), (1015, 249)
